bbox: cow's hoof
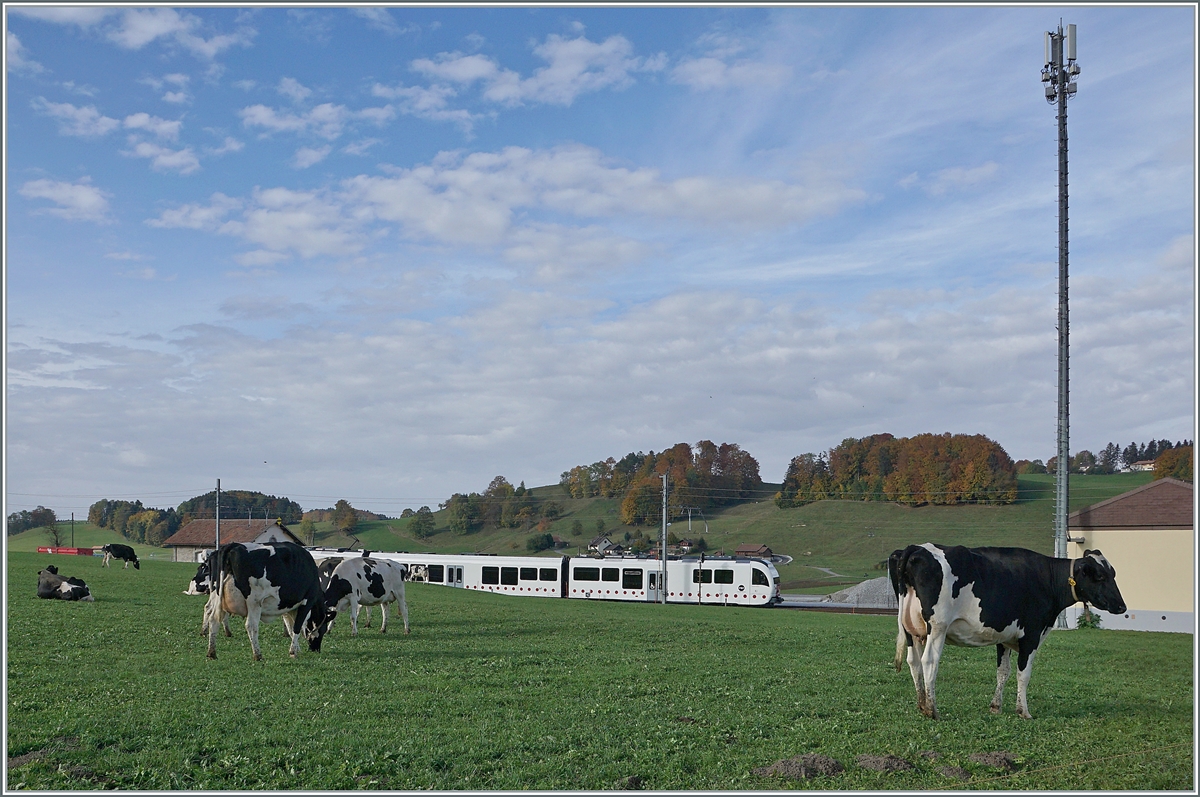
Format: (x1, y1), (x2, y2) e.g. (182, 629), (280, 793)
(1018, 711), (1033, 720)
(207, 651), (216, 660)
(253, 652), (263, 662)
(404, 629), (410, 635)
(989, 705), (1002, 715)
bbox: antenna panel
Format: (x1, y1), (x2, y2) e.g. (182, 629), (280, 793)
(1066, 24), (1077, 61)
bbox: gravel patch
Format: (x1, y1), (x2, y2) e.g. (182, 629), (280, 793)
(856, 754), (914, 772)
(969, 751), (1017, 770)
(753, 754), (845, 780)
(822, 577), (897, 608)
(940, 766), (972, 781)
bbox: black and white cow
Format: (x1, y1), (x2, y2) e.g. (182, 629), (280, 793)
(37, 565), (94, 602)
(101, 543), (140, 569)
(890, 544), (1126, 720)
(322, 557), (409, 637)
(204, 542), (328, 661)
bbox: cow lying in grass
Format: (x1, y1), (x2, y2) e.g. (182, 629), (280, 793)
(321, 557), (409, 636)
(37, 565), (93, 601)
(890, 544), (1126, 719)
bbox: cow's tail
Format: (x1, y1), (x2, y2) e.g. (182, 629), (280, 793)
(890, 546), (918, 672)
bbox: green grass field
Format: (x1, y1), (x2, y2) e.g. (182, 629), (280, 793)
(7, 550), (1191, 790)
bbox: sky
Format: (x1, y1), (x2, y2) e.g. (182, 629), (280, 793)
(4, 5), (1195, 519)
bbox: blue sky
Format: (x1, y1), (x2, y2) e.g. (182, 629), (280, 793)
(5, 5), (1195, 517)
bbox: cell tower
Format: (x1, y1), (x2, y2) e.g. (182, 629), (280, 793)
(1042, 23), (1079, 626)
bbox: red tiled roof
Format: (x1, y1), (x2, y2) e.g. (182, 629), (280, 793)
(1068, 478), (1194, 529)
(161, 519), (302, 547)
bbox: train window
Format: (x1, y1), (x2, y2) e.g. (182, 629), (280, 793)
(456, 568), (463, 583)
(622, 569), (643, 590)
(752, 569), (769, 586)
(520, 567), (538, 581)
(428, 564), (445, 583)
(501, 567), (519, 585)
(574, 567), (600, 581)
(714, 569), (734, 584)
(482, 566), (499, 585)
(692, 569), (713, 584)
(601, 567), (619, 582)
(539, 568), (557, 581)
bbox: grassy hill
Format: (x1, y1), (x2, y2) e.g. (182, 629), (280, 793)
(13, 472), (1154, 593)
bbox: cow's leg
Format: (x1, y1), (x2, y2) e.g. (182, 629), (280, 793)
(245, 604), (264, 661)
(349, 596), (360, 637)
(205, 593), (222, 659)
(397, 588), (410, 635)
(379, 601), (388, 633)
(102, 552), (112, 568)
(123, 560), (131, 569)
(362, 604), (372, 629)
(918, 624), (948, 719)
(906, 634), (927, 714)
(991, 645), (1014, 714)
(1014, 640), (1042, 720)
(282, 611), (301, 658)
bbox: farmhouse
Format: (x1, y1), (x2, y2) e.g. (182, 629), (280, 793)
(160, 518), (304, 563)
(1067, 477), (1194, 633)
(735, 543), (773, 559)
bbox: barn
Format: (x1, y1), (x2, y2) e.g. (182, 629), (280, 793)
(1067, 477), (1194, 633)
(160, 518), (304, 563)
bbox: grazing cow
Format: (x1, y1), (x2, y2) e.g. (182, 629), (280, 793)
(314, 556), (375, 633)
(204, 542), (328, 661)
(101, 543), (140, 570)
(890, 544), (1126, 719)
(322, 557), (409, 637)
(37, 565), (94, 602)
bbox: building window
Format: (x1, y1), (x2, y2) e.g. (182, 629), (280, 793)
(622, 569), (643, 590)
(482, 566), (499, 585)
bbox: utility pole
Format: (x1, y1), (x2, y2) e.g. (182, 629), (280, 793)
(659, 473), (668, 604)
(1043, 22), (1079, 628)
(215, 478), (221, 550)
(71, 512), (74, 548)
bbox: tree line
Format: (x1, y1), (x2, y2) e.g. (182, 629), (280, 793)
(776, 433), (1019, 508)
(560, 441), (763, 527)
(1016, 439), (1193, 476)
(439, 477), (561, 536)
(6, 506), (58, 537)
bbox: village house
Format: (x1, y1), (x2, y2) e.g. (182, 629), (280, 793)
(160, 518), (304, 563)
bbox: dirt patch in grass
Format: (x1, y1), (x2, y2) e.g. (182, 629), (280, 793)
(753, 754), (845, 780)
(856, 754), (914, 772)
(8, 736), (80, 769)
(619, 775), (643, 789)
(940, 766), (972, 781)
(969, 751), (1017, 770)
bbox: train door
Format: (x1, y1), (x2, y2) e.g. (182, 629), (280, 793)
(647, 570), (658, 602)
(449, 566), (463, 588)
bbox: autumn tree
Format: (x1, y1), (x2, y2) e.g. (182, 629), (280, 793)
(333, 499), (358, 534)
(1155, 446), (1193, 482)
(409, 506), (436, 539)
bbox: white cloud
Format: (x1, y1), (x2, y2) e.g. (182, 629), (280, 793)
(146, 193), (242, 230)
(277, 76), (311, 103)
(123, 112), (183, 140)
(105, 8), (253, 58)
(105, 251), (150, 261)
(205, 136), (244, 156)
(411, 33), (650, 108)
(123, 138), (201, 174)
(671, 56), (791, 91)
(343, 138), (382, 156)
(370, 82), (475, 131)
(8, 7), (117, 26)
(7, 32), (45, 74)
(926, 162), (1000, 196)
(162, 91), (189, 104)
(19, 178), (112, 222)
(239, 102), (348, 140)
(351, 7), (412, 36)
(293, 145), (332, 169)
(31, 98), (120, 136)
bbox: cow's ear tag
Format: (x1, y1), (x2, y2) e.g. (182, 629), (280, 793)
(1067, 577), (1077, 587)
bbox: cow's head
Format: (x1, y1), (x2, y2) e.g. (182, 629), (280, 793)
(1073, 550), (1126, 615)
(301, 600), (329, 652)
(184, 561), (211, 595)
(317, 574), (354, 635)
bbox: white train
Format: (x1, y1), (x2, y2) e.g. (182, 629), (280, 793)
(308, 549), (782, 607)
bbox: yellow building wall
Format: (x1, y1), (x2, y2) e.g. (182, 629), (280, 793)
(1069, 528), (1194, 613)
